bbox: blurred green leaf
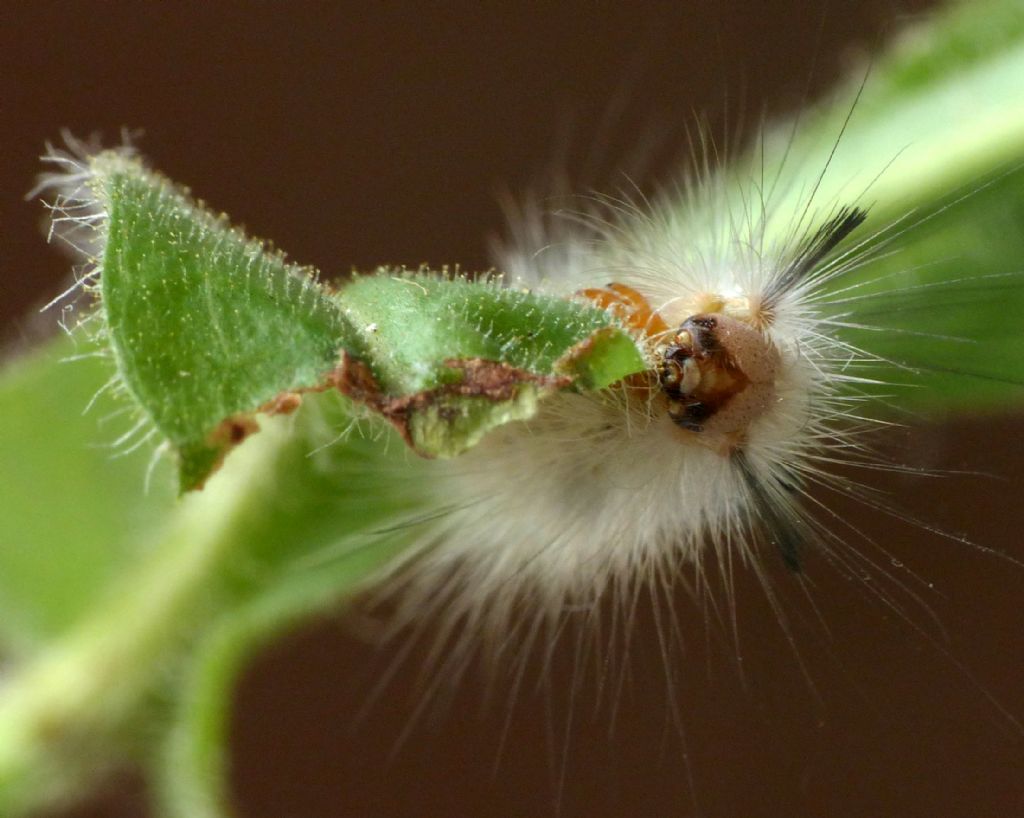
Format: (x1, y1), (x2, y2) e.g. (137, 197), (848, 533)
(0, 335), (175, 653)
(831, 168), (1024, 411)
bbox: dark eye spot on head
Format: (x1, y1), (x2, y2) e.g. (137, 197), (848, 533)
(682, 316), (719, 352)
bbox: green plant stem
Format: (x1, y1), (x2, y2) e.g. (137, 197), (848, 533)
(0, 420), (298, 814)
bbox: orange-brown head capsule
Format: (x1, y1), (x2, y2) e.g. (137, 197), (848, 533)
(658, 313), (780, 451)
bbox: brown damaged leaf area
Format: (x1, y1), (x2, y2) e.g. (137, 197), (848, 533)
(193, 351), (578, 487)
(331, 353), (571, 452)
(192, 392), (308, 488)
(258, 391), (304, 416)
(193, 414), (262, 489)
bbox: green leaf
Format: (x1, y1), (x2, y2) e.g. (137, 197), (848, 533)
(336, 272), (645, 456)
(91, 154), (645, 489)
(831, 168), (1024, 412)
(93, 153), (361, 490)
(338, 272), (642, 392)
(0, 334), (176, 653)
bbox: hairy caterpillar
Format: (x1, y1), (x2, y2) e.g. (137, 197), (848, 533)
(376, 148), (912, 654)
(323, 87), (1024, 818)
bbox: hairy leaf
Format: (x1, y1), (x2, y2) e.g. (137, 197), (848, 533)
(90, 154), (645, 489)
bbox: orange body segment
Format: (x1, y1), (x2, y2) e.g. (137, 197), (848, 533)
(579, 283), (670, 338)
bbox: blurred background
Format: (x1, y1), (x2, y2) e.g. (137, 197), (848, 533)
(3, 1), (1023, 816)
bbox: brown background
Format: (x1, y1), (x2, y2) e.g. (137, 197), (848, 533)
(3, 2), (1024, 817)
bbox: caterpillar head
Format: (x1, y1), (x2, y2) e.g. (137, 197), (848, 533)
(658, 313), (781, 453)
